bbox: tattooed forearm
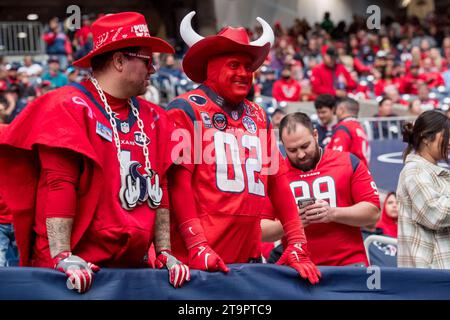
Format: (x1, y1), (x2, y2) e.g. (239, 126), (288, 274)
(46, 217), (73, 258)
(154, 208), (171, 253)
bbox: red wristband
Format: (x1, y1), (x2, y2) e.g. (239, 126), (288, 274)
(179, 218), (207, 249)
(283, 219), (307, 244)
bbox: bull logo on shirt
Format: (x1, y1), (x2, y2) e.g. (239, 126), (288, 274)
(119, 152), (162, 210)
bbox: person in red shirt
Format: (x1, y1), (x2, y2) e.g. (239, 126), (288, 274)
(0, 12), (189, 292)
(261, 113), (380, 266)
(327, 97), (371, 166)
(420, 57), (445, 88)
(272, 67), (301, 102)
(310, 46), (356, 97)
(376, 192), (398, 238)
(399, 64), (426, 95)
(166, 11), (320, 284)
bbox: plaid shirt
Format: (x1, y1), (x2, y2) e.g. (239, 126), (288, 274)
(397, 153), (450, 268)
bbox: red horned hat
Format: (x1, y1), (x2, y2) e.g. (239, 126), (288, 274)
(180, 11), (274, 83)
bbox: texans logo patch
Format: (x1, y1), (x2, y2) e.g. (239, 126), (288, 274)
(213, 113), (228, 131)
(189, 94), (207, 106)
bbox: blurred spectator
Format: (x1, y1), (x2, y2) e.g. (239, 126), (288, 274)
(42, 57), (68, 89)
(420, 57), (445, 88)
(443, 56), (450, 91)
(371, 97), (400, 140)
(399, 63), (424, 94)
(43, 17), (73, 70)
(327, 97), (370, 166)
(142, 81), (161, 105)
(5, 62), (21, 88)
(313, 94), (336, 148)
(66, 66), (80, 84)
(258, 66), (276, 97)
(272, 67), (301, 102)
(73, 15), (93, 61)
(376, 192), (398, 238)
(417, 82), (439, 109)
(320, 12), (334, 34)
(270, 108), (287, 157)
(409, 99), (425, 116)
(270, 108), (286, 130)
(397, 110), (450, 268)
(18, 56), (43, 79)
(158, 54), (184, 80)
(384, 84), (408, 106)
(310, 46), (356, 97)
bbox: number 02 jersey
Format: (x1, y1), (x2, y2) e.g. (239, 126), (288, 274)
(167, 84), (283, 263)
(279, 149), (380, 266)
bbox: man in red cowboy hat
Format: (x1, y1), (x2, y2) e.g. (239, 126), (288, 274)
(0, 12), (190, 293)
(166, 12), (320, 284)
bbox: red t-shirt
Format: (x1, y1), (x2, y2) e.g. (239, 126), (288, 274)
(266, 149), (380, 266)
(32, 80), (173, 267)
(167, 84), (284, 263)
(326, 117), (370, 167)
(272, 78), (301, 102)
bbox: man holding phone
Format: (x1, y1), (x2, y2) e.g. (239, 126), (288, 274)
(261, 112), (380, 266)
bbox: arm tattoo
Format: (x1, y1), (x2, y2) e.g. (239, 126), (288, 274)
(154, 208), (171, 254)
(46, 218), (73, 258)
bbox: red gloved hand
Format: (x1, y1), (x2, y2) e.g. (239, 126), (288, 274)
(188, 243), (229, 273)
(179, 218), (229, 273)
(53, 251), (100, 293)
(276, 242), (321, 284)
(155, 250), (191, 288)
(276, 220), (321, 285)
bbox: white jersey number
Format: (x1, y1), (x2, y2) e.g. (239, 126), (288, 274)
(290, 176), (337, 207)
(215, 131), (265, 196)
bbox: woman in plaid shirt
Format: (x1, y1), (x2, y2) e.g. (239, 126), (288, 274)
(397, 110), (450, 268)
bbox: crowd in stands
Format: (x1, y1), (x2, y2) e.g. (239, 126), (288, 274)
(2, 9), (450, 124)
(3, 7), (450, 271)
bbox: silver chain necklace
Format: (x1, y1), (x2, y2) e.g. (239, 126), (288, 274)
(89, 76), (162, 210)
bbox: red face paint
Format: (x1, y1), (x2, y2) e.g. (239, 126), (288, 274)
(205, 53), (253, 105)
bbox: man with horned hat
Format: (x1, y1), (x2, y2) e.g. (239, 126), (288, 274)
(0, 12), (190, 293)
(166, 12), (321, 284)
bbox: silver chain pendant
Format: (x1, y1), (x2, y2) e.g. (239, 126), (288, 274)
(90, 76), (163, 211)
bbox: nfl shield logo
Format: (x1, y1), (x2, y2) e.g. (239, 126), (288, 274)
(121, 122), (130, 133)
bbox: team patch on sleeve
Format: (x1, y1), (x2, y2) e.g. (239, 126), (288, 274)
(188, 94), (207, 106)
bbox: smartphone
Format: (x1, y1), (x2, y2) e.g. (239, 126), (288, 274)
(297, 197), (316, 208)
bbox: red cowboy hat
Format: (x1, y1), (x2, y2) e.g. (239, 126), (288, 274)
(73, 12), (174, 68)
(180, 11), (274, 83)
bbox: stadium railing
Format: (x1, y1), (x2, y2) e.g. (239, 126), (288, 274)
(0, 22), (45, 56)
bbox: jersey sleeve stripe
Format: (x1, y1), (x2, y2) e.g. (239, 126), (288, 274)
(166, 99), (196, 123)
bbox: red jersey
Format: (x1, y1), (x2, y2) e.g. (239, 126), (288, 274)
(310, 63), (357, 95)
(326, 117), (370, 167)
(272, 78), (301, 102)
(0, 81), (173, 267)
(167, 84), (283, 263)
(279, 149), (380, 266)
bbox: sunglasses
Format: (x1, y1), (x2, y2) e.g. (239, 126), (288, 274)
(122, 52), (154, 70)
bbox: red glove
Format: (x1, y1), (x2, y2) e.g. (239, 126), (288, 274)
(179, 218), (229, 273)
(188, 243), (229, 273)
(155, 250), (191, 288)
(53, 251), (100, 293)
(276, 220), (321, 284)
